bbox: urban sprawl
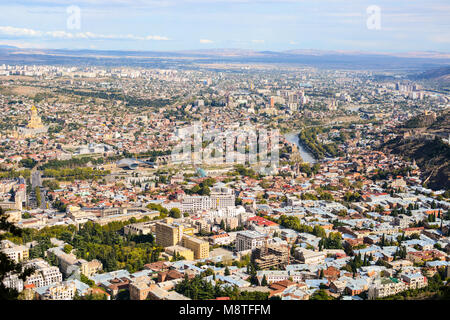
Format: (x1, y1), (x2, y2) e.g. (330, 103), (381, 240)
(0, 63), (449, 301)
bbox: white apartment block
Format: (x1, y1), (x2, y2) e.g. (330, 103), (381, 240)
(182, 196), (211, 213)
(401, 273), (427, 290)
(24, 259), (63, 288)
(3, 274), (24, 292)
(206, 206), (246, 219)
(210, 185), (235, 209)
(235, 230), (267, 252)
(181, 185), (235, 213)
(256, 270), (303, 284)
(368, 273), (426, 299)
(368, 279), (406, 299)
(209, 233), (233, 246)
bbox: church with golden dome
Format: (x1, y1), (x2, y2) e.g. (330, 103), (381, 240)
(27, 105), (45, 129)
(17, 105), (48, 137)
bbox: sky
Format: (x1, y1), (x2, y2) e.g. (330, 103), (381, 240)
(0, 0), (449, 52)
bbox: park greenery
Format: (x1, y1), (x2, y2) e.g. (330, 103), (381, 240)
(0, 169), (31, 179)
(4, 218), (163, 274)
(42, 167), (110, 181)
(39, 157), (104, 170)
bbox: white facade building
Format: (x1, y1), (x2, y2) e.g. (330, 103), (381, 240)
(24, 259), (63, 288)
(235, 230), (267, 252)
(210, 185), (235, 210)
(182, 196), (211, 213)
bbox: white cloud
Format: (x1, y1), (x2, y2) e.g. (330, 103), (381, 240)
(0, 26), (43, 37)
(0, 26), (170, 41)
(146, 35), (170, 41)
(251, 39), (264, 44)
(200, 39), (213, 44)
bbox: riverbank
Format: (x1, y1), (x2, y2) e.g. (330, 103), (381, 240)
(284, 132), (317, 163)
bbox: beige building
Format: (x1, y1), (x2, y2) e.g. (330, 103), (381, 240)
(5, 210), (21, 223)
(368, 274), (426, 299)
(155, 220), (184, 248)
(123, 221), (155, 236)
(129, 277), (188, 300)
(368, 278), (406, 299)
(129, 277), (153, 300)
(294, 247), (326, 264)
(388, 259), (413, 270)
(155, 219), (209, 259)
(1, 240), (29, 263)
(181, 235), (209, 259)
(39, 281), (76, 300)
(165, 245), (194, 261)
(79, 259), (103, 277)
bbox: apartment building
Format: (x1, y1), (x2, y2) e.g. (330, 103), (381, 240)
(3, 274), (24, 293)
(164, 245), (194, 261)
(401, 273), (427, 290)
(1, 240), (29, 263)
(129, 277), (188, 300)
(209, 233), (233, 246)
(24, 259), (63, 288)
(294, 247), (326, 264)
(129, 277), (153, 300)
(235, 230), (267, 252)
(155, 220), (184, 248)
(210, 185), (235, 209)
(182, 195), (211, 213)
(256, 270), (303, 284)
(181, 235), (209, 259)
(39, 281), (76, 300)
(253, 244), (289, 270)
(47, 247), (78, 276)
(368, 278), (406, 299)
(79, 259), (103, 277)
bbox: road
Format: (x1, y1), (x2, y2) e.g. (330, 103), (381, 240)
(30, 170), (47, 209)
(31, 170), (42, 188)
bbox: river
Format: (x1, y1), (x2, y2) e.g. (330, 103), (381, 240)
(284, 132), (317, 164)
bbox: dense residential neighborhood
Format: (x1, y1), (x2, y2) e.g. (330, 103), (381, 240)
(0, 59), (449, 301)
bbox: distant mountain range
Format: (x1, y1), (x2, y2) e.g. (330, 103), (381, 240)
(411, 66), (450, 84)
(0, 46), (449, 71)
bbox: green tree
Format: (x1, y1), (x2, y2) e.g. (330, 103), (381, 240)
(169, 208), (181, 219)
(261, 274), (268, 286)
(63, 244), (73, 254)
(35, 186), (41, 207)
(310, 289), (333, 300)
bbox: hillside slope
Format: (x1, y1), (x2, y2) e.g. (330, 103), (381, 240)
(382, 111), (450, 190)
